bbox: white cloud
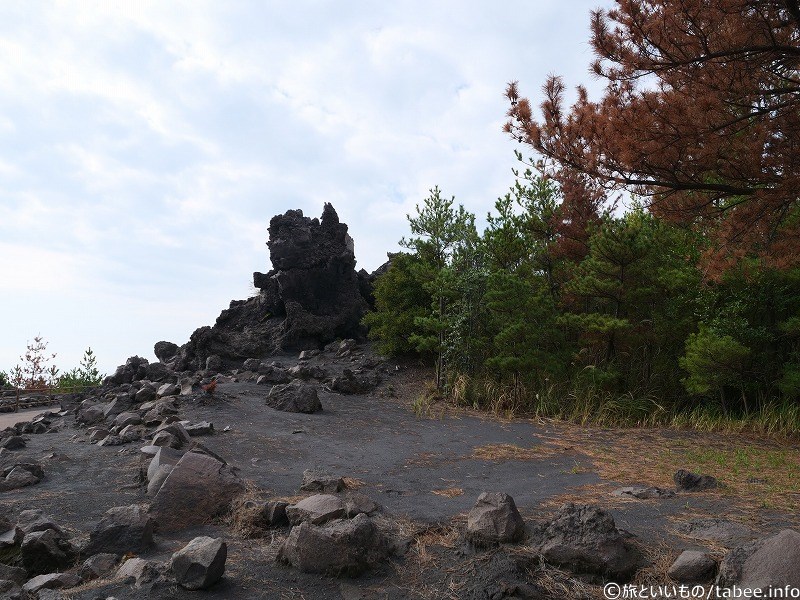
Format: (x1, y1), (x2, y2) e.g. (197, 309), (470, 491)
(0, 0), (615, 371)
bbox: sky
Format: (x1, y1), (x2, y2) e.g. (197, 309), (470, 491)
(0, 1), (614, 376)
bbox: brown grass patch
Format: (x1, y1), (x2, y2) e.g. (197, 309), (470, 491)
(539, 424), (800, 516)
(470, 443), (552, 461)
(535, 482), (639, 512)
(432, 487), (464, 498)
(406, 451), (446, 467)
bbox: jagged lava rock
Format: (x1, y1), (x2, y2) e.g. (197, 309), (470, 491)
(178, 204), (371, 368)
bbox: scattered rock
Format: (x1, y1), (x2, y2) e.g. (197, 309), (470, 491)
(668, 550), (716, 583)
(146, 447), (184, 482)
(149, 450), (244, 531)
(674, 469), (718, 492)
(118, 424), (142, 442)
(83, 504), (154, 556)
(260, 501), (290, 527)
(134, 384), (157, 405)
(286, 494), (346, 525)
(116, 557), (162, 588)
(179, 377), (196, 395)
(97, 434), (124, 447)
(0, 436), (25, 451)
(16, 510), (62, 536)
(170, 536), (227, 590)
(151, 431), (178, 448)
(529, 503), (645, 582)
(675, 519), (752, 546)
(76, 404), (106, 425)
(89, 429), (110, 443)
(22, 572), (82, 594)
(717, 529), (800, 591)
(242, 358), (261, 372)
(147, 464), (173, 496)
(266, 381), (322, 413)
(0, 564), (26, 585)
(183, 421), (214, 436)
(256, 365), (291, 384)
(80, 552), (119, 581)
(0, 463), (44, 492)
(300, 469), (345, 493)
(466, 492), (526, 545)
(612, 486), (675, 499)
(156, 383), (179, 398)
(20, 528), (77, 575)
(113, 412), (142, 428)
(154, 341), (179, 362)
(344, 494), (382, 518)
(278, 513), (388, 576)
(331, 369), (376, 394)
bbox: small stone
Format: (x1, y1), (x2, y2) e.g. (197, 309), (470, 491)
(183, 421), (214, 436)
(116, 557), (161, 587)
(22, 572), (81, 593)
(612, 486), (675, 499)
(20, 528), (76, 575)
(466, 492), (525, 545)
(278, 513), (388, 576)
(668, 550), (716, 583)
(80, 552), (119, 580)
(0, 563), (26, 585)
(0, 436), (26, 451)
(300, 470), (345, 493)
(286, 495), (346, 525)
(134, 385), (157, 405)
(156, 383), (179, 398)
(113, 412), (142, 428)
(97, 434), (123, 447)
(266, 381), (322, 413)
(83, 504), (154, 556)
(170, 536), (227, 590)
(674, 469), (718, 492)
(89, 429), (110, 443)
(344, 494), (382, 518)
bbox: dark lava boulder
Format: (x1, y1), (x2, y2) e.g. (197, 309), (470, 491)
(177, 204), (370, 368)
(266, 381), (322, 414)
(466, 492), (526, 545)
(83, 504), (154, 557)
(530, 503), (645, 582)
(278, 514), (389, 576)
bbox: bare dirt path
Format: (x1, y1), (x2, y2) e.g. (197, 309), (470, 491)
(0, 405), (59, 429)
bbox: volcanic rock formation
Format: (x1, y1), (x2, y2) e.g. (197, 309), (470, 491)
(173, 204), (374, 369)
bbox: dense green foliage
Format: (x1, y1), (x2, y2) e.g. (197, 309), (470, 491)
(365, 166), (800, 434)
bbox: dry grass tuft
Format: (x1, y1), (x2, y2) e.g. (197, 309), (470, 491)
(342, 476), (365, 489)
(432, 487), (464, 498)
(471, 443), (550, 461)
(226, 483), (271, 539)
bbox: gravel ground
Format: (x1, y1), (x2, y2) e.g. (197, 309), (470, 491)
(1, 348), (795, 599)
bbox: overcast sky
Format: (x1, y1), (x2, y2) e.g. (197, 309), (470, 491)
(0, 1), (613, 375)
